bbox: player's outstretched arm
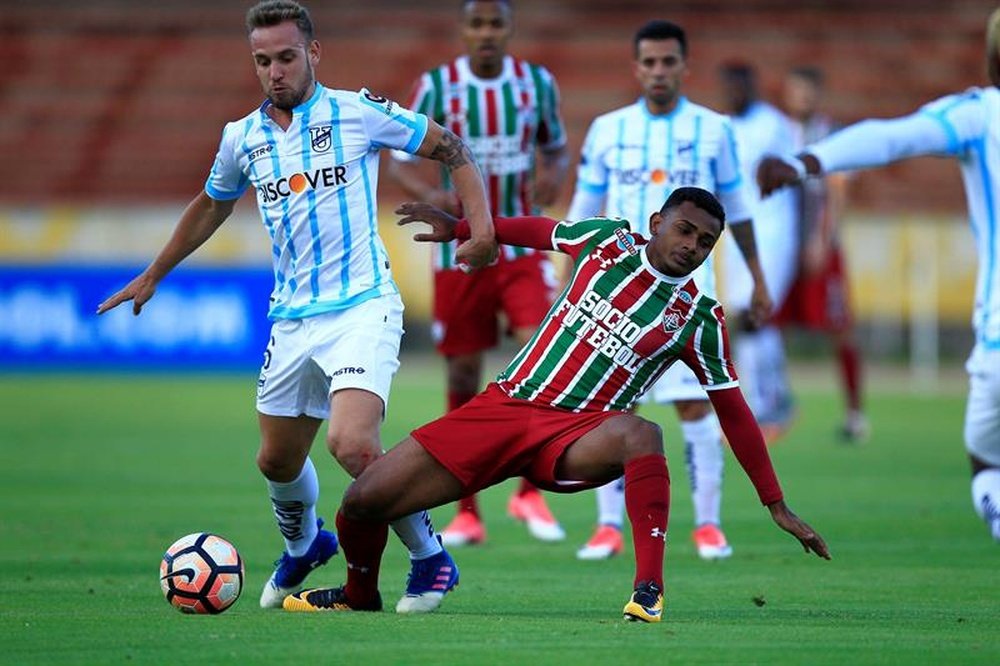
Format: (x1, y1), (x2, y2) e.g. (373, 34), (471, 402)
(766, 499), (831, 560)
(397, 202), (559, 252)
(96, 191), (235, 315)
(415, 121), (497, 270)
(708, 386), (830, 560)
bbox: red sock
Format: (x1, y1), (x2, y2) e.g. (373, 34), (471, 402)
(335, 509), (388, 606)
(624, 453), (670, 590)
(516, 478), (538, 496)
(448, 390), (476, 412)
(458, 494), (480, 517)
(837, 342), (862, 412)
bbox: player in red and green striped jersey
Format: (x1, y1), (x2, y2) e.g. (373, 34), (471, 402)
(282, 187), (830, 622)
(388, 0), (570, 548)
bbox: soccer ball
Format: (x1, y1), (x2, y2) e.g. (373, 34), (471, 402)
(159, 532), (244, 614)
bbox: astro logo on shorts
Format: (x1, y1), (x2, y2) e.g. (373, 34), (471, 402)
(257, 166), (348, 202)
(331, 366), (366, 377)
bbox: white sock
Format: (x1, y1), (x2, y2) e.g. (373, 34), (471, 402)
(266, 457), (319, 557)
(971, 468), (1000, 540)
(683, 412), (724, 527)
(392, 511), (442, 560)
(757, 325), (792, 418)
(595, 478), (625, 529)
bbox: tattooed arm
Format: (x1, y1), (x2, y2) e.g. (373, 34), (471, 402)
(414, 121), (497, 270)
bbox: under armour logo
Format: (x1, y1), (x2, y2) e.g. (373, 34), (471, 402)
(650, 527), (666, 541)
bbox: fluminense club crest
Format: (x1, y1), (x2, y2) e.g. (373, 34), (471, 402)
(662, 306), (684, 332)
(309, 125), (332, 153)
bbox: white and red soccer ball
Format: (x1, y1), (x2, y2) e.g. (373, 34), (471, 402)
(160, 533), (244, 614)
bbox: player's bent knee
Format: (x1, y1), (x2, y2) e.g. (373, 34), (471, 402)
(623, 418), (664, 459)
(341, 478), (389, 522)
(325, 432), (381, 478)
(255, 450), (303, 482)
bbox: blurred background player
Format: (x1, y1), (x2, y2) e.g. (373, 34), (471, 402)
(566, 20), (771, 561)
(778, 65), (868, 442)
(97, 0), (498, 613)
(757, 7), (1000, 543)
(717, 61), (800, 442)
(388, 0), (570, 546)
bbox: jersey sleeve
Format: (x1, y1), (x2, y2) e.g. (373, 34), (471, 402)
(357, 88), (429, 155)
(917, 89), (987, 156)
(204, 121), (251, 201)
(534, 65), (568, 152)
(679, 303), (740, 390)
(712, 119), (753, 223)
(391, 73), (438, 163)
(552, 216), (626, 261)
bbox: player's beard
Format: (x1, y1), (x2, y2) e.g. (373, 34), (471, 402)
(270, 61), (315, 110)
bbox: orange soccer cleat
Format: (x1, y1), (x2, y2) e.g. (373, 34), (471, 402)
(692, 523), (733, 560)
(576, 524), (624, 560)
(507, 488), (566, 542)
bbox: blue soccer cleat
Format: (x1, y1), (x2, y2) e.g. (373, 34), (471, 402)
(395, 547), (460, 613)
(259, 518), (339, 608)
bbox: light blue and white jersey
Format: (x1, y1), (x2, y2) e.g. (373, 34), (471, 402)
(205, 84), (428, 320)
(811, 86), (1000, 348)
(568, 97), (753, 297)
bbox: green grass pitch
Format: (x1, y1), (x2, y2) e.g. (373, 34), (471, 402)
(1, 356), (997, 665)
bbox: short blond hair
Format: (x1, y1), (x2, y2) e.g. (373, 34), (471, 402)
(987, 7), (1000, 85)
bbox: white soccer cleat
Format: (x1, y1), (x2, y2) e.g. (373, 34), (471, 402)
(260, 575), (301, 609)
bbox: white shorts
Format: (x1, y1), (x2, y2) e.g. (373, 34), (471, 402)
(964, 344), (1000, 466)
(255, 294), (404, 420)
(642, 362), (707, 405)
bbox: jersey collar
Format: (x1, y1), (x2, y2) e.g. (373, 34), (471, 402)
(258, 82), (325, 120)
(641, 244), (690, 285)
(637, 95), (687, 120)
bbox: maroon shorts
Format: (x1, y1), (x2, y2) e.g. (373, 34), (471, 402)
(776, 246), (852, 332)
(433, 254), (554, 356)
(411, 384), (624, 495)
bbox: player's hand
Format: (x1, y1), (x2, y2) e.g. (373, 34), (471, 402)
(396, 202), (460, 242)
(455, 234), (499, 272)
(757, 156), (800, 197)
(767, 500), (831, 560)
(426, 189), (461, 216)
(748, 280), (773, 328)
(96, 272), (158, 316)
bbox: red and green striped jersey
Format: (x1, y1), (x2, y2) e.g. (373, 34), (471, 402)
(404, 55), (567, 269)
(497, 217), (739, 412)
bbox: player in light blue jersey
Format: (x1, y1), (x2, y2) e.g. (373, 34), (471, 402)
(718, 62), (800, 442)
(97, 0), (497, 612)
(567, 20), (772, 562)
(758, 7), (1000, 543)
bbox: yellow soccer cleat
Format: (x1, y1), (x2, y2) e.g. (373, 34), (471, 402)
(282, 586), (382, 612)
(623, 581), (663, 623)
